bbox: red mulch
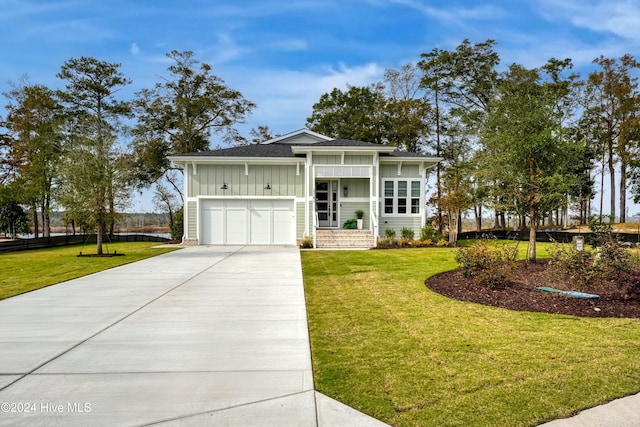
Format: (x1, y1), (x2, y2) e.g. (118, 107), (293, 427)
(425, 259), (640, 318)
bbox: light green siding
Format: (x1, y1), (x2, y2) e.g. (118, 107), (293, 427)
(344, 155), (373, 165)
(313, 155), (341, 164)
(339, 201), (370, 229)
(379, 217), (422, 238)
(380, 163), (420, 178)
(341, 178), (369, 198)
(188, 164), (304, 198)
(296, 202), (306, 239)
(186, 201), (197, 239)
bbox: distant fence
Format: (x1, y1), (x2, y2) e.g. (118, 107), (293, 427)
(0, 234), (170, 254)
(458, 230), (640, 244)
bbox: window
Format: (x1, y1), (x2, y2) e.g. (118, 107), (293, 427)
(382, 180), (421, 215)
(384, 181), (394, 214)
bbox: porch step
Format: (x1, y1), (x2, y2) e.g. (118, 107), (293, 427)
(315, 229), (374, 249)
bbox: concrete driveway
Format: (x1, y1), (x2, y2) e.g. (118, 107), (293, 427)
(0, 246), (387, 426)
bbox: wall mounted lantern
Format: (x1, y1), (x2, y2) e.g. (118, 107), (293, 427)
(343, 186), (348, 197)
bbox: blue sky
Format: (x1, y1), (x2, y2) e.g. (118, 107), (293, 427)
(2, 0), (640, 213)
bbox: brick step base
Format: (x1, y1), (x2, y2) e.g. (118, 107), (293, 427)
(315, 229), (374, 249)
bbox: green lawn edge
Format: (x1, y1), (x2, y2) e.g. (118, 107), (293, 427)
(301, 244), (640, 427)
(0, 242), (180, 300)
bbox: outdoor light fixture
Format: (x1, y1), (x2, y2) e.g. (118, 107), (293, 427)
(220, 182), (228, 190)
(343, 186), (348, 197)
(264, 183), (271, 190)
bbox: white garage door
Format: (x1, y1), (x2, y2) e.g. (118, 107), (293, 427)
(200, 199), (295, 245)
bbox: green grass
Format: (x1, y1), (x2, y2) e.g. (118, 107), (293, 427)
(0, 242), (180, 300)
(302, 243), (640, 426)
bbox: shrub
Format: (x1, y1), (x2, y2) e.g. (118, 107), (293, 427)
(547, 244), (605, 289)
(343, 219), (357, 229)
(613, 270), (640, 299)
(435, 239), (449, 247)
(171, 206), (184, 241)
(398, 237), (411, 247)
(401, 227), (415, 240)
(385, 228), (396, 239)
(420, 224), (436, 241)
(455, 241), (517, 288)
(422, 239), (433, 246)
(300, 237), (314, 249)
(355, 209), (364, 219)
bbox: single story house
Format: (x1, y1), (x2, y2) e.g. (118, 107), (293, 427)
(168, 129), (441, 248)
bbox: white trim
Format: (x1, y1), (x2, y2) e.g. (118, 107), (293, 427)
(397, 161), (402, 176)
(244, 162), (249, 176)
(292, 145), (395, 154)
(197, 196), (297, 245)
(380, 157), (443, 163)
(264, 128), (333, 144)
(191, 161), (197, 175)
(169, 157), (301, 165)
(314, 165), (371, 178)
(198, 195), (296, 200)
(340, 197), (369, 203)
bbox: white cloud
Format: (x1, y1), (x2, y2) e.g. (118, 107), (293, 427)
(130, 42), (140, 55)
(268, 39), (308, 51)
(224, 62), (384, 135)
(388, 0), (505, 23)
(539, 0), (640, 42)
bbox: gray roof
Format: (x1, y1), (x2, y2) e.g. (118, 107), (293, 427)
(171, 140), (433, 159)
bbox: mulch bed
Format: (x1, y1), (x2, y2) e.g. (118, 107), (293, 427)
(425, 259), (640, 318)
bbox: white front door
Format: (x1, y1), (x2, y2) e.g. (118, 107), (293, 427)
(315, 180), (339, 228)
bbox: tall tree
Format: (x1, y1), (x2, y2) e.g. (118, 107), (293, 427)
(419, 39), (501, 230)
(56, 56), (132, 254)
(306, 84), (389, 144)
(132, 50), (256, 198)
(483, 64), (570, 262)
(383, 63), (431, 152)
(540, 58), (583, 226)
(583, 54), (640, 223)
(3, 81), (63, 237)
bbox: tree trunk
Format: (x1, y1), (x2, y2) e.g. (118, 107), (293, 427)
(474, 205), (482, 231)
(620, 160), (627, 223)
(42, 194), (51, 238)
(32, 203), (39, 239)
(529, 205), (537, 263)
(608, 147), (616, 222)
(449, 210), (459, 243)
(494, 210), (500, 228)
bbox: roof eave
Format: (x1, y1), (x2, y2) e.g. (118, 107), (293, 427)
(379, 156), (444, 163)
(168, 156), (303, 164)
(291, 146), (396, 154)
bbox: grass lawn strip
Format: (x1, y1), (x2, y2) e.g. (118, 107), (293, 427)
(0, 242), (180, 300)
(302, 244), (640, 427)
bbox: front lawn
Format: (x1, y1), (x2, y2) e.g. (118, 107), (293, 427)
(0, 242), (180, 300)
(301, 246), (640, 426)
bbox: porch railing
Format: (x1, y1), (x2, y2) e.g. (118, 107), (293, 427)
(371, 210), (378, 247)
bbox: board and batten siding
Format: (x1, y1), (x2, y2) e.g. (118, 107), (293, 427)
(340, 178), (369, 198)
(188, 164), (304, 198)
(380, 163), (420, 179)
